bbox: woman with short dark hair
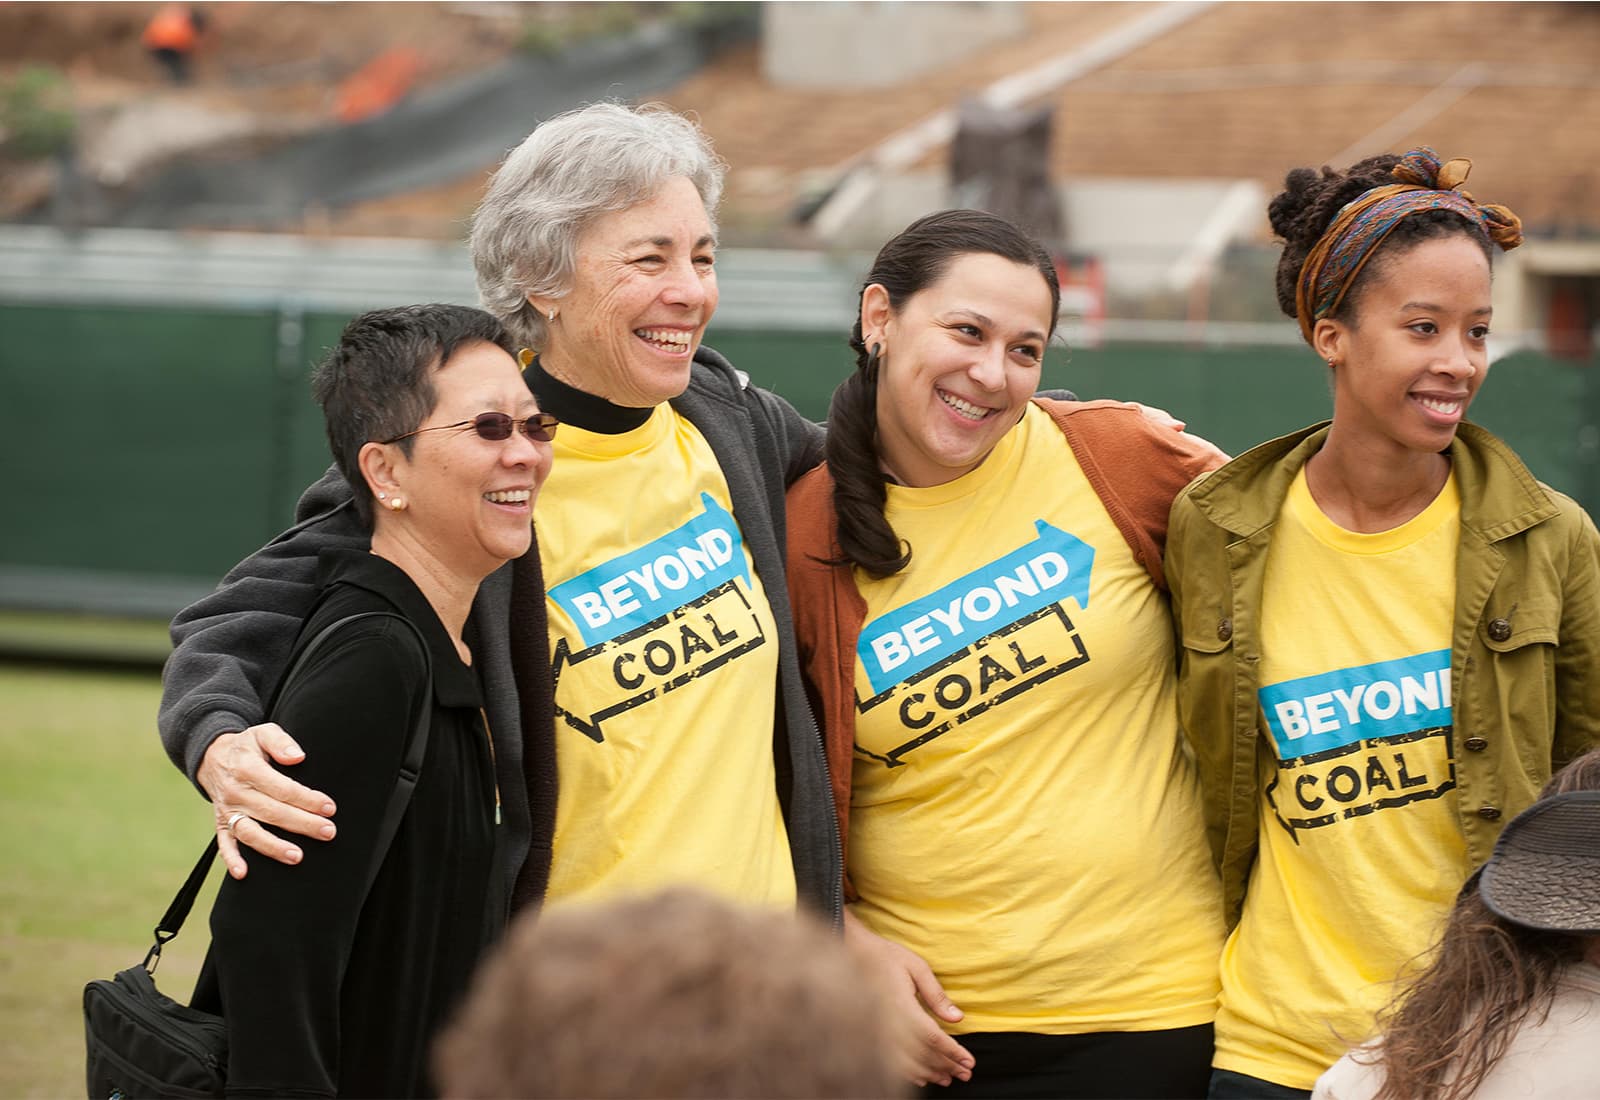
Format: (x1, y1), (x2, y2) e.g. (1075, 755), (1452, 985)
(194, 304), (554, 1096)
(157, 103), (841, 921)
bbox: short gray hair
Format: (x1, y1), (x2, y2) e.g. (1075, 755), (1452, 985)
(470, 101), (726, 353)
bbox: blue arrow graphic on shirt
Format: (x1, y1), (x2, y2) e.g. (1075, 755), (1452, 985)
(548, 493), (751, 647)
(857, 520), (1095, 695)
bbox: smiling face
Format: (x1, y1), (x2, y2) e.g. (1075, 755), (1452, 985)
(1317, 234), (1493, 460)
(867, 252), (1054, 488)
(538, 175), (718, 407)
(383, 340), (551, 578)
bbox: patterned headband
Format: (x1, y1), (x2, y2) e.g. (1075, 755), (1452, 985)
(1294, 147), (1524, 344)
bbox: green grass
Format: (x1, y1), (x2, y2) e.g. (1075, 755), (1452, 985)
(0, 665), (218, 1097)
(0, 610), (172, 666)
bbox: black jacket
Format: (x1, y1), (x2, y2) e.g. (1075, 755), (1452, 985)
(193, 550), (499, 1098)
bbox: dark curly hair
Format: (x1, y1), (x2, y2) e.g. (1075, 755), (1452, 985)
(827, 209), (1060, 578)
(1268, 154), (1494, 328)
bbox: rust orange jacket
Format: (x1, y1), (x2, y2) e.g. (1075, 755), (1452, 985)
(785, 397), (1225, 891)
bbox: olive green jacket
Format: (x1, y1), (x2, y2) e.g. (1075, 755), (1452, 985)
(1166, 421), (1600, 926)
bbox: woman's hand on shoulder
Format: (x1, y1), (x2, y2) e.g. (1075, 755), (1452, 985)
(843, 907), (974, 1088)
(1130, 401), (1186, 433)
(199, 724), (337, 880)
(1128, 402), (1231, 466)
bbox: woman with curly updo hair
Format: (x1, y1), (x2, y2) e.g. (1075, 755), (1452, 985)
(788, 209), (1230, 1098)
(1166, 149), (1600, 1099)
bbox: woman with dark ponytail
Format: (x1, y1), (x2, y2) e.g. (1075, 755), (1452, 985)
(787, 208), (1230, 1098)
(1166, 149), (1600, 1099)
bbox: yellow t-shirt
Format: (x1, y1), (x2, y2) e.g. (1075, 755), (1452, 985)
(850, 403), (1224, 1034)
(1215, 468), (1470, 1088)
(538, 404), (795, 908)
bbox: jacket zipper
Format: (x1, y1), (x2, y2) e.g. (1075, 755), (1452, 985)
(478, 707), (501, 825)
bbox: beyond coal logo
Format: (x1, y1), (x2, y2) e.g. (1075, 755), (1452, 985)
(855, 520), (1096, 767)
(548, 494), (767, 742)
(1259, 649), (1457, 837)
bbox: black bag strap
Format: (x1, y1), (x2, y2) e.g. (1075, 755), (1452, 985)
(144, 610), (433, 971)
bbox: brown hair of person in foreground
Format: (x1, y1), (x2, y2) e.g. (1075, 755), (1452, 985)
(1368, 747), (1600, 1100)
(434, 888), (909, 1099)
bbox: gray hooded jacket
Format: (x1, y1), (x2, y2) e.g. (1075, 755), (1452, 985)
(159, 345), (843, 920)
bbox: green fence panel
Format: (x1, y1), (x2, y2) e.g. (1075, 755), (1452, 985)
(711, 331), (1598, 510)
(1051, 343), (1595, 506)
(1, 302), (282, 578)
(702, 326), (851, 422)
(1043, 342), (1333, 458)
(2, 303), (1595, 619)
(1451, 351), (1596, 508)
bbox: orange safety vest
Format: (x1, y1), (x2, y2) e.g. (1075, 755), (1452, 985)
(336, 48), (421, 124)
(142, 6), (199, 53)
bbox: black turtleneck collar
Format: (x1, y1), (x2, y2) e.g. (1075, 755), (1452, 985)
(522, 355), (653, 435)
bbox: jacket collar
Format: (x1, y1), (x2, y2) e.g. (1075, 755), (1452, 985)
(671, 343), (748, 416)
(1448, 422), (1562, 542)
(1185, 420), (1558, 543)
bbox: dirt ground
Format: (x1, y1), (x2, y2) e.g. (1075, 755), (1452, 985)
(0, 2), (730, 235)
(0, 2), (532, 218)
(5, 3), (1595, 241)
(0, 2), (520, 101)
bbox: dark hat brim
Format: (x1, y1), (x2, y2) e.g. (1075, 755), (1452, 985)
(1478, 791), (1600, 934)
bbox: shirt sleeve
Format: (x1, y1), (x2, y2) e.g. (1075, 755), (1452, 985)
(207, 615), (428, 1098)
(1059, 400), (1228, 591)
(158, 468), (366, 785)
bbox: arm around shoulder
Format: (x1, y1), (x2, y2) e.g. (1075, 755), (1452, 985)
(160, 467), (365, 783)
(1045, 399), (1226, 589)
(746, 382), (825, 486)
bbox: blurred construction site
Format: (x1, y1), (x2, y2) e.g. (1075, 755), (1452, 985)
(2, 0), (1599, 633)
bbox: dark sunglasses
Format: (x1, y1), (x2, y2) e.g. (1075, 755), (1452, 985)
(382, 411), (559, 445)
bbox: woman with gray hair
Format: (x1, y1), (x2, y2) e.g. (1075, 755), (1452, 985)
(156, 102), (841, 921)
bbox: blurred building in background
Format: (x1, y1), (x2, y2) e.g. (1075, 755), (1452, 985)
(2, 1), (1598, 620)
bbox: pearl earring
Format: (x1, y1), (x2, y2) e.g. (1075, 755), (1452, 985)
(387, 496), (406, 512)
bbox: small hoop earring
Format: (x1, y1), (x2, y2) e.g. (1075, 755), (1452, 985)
(546, 307), (557, 323)
(1326, 358), (1337, 369)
